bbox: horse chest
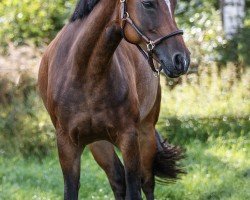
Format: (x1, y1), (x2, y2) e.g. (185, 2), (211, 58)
(54, 64), (152, 141)
(59, 89), (138, 137)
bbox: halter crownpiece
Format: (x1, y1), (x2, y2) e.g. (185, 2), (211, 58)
(120, 0), (184, 77)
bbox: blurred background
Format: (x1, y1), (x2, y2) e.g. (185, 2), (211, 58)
(0, 0), (249, 199)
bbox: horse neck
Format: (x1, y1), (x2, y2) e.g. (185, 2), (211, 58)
(71, 0), (122, 77)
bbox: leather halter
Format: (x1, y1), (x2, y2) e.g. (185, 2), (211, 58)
(120, 0), (184, 76)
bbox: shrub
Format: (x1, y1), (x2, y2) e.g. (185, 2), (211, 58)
(0, 68), (249, 158)
(0, 73), (55, 158)
(158, 116), (250, 145)
(0, 0), (74, 49)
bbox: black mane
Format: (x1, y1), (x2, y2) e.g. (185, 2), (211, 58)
(70, 0), (100, 22)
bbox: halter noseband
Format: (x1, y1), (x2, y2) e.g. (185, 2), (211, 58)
(120, 0), (184, 76)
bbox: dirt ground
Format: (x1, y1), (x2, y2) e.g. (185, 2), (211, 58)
(0, 44), (43, 83)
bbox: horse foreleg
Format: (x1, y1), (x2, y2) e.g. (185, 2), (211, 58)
(140, 125), (157, 200)
(57, 129), (84, 200)
(88, 141), (126, 200)
(119, 129), (142, 200)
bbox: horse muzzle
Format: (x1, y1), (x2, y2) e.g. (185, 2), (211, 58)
(160, 53), (190, 78)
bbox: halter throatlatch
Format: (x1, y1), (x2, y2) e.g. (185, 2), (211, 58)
(120, 0), (184, 77)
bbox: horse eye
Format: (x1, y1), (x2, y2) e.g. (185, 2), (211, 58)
(142, 1), (155, 9)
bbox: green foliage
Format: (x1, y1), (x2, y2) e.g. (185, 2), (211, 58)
(0, 66), (249, 159)
(0, 73), (55, 158)
(158, 117), (250, 145)
(0, 0), (74, 48)
(0, 0), (249, 67)
(158, 67), (250, 144)
(177, 0), (250, 67)
(176, 0), (225, 65)
(217, 11), (250, 67)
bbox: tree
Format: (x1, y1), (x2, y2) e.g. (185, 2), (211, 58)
(219, 0), (246, 80)
(220, 0), (245, 39)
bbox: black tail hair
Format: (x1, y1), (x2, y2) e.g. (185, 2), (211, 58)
(153, 131), (186, 184)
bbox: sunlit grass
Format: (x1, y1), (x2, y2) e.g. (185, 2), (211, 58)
(0, 136), (249, 200)
(155, 138), (250, 200)
(160, 68), (250, 118)
(0, 68), (249, 199)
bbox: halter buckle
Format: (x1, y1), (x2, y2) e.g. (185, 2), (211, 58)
(147, 41), (155, 51)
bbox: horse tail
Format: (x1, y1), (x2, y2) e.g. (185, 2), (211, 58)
(153, 130), (186, 183)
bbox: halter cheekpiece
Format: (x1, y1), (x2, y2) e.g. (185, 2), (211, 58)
(120, 0), (184, 77)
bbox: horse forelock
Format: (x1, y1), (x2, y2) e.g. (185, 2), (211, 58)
(70, 0), (101, 22)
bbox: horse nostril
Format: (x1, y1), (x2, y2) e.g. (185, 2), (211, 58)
(173, 53), (185, 71)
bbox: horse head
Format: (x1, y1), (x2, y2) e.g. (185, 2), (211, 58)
(120, 0), (190, 78)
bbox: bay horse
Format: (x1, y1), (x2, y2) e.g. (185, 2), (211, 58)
(38, 0), (190, 199)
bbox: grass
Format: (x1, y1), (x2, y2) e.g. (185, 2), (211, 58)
(0, 68), (250, 199)
(0, 137), (249, 200)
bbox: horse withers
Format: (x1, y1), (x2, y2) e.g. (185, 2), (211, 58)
(38, 0), (190, 199)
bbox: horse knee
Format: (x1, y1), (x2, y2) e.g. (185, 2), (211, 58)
(119, 131), (142, 200)
(56, 132), (84, 200)
(139, 127), (158, 199)
(120, 132), (140, 171)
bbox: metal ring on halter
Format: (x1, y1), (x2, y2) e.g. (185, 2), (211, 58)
(120, 0), (125, 3)
(153, 69), (160, 77)
(124, 12), (129, 19)
(147, 41), (155, 51)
